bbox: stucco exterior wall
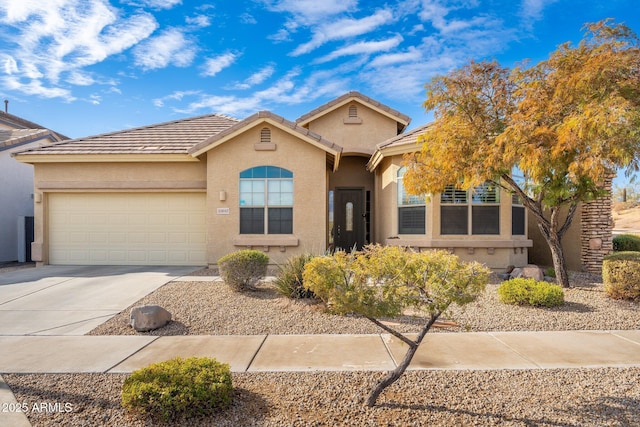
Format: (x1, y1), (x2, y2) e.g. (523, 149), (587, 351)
(0, 144), (37, 262)
(528, 205), (584, 271)
(205, 124), (329, 266)
(305, 103), (399, 155)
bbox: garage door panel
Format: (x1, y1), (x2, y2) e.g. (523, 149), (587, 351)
(49, 193), (206, 266)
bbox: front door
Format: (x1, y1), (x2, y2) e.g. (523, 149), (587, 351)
(334, 188), (365, 251)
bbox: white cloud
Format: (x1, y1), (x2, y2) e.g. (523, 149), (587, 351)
(0, 0), (158, 100)
(133, 28), (196, 70)
(232, 65), (276, 89)
(368, 46), (422, 68)
(239, 13), (257, 24)
(185, 14), (211, 27)
(263, 0), (357, 24)
(316, 35), (404, 63)
(200, 52), (238, 77)
(291, 8), (394, 56)
(520, 0), (557, 28)
(153, 90), (202, 107)
(121, 0), (182, 10)
(268, 28), (291, 42)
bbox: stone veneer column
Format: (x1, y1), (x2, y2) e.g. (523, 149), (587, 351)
(580, 176), (613, 274)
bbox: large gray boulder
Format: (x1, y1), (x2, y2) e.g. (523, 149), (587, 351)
(509, 264), (544, 282)
(130, 305), (172, 332)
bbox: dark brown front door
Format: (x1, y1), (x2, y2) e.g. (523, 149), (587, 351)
(334, 188), (364, 251)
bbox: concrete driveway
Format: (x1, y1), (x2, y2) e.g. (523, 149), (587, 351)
(0, 265), (197, 335)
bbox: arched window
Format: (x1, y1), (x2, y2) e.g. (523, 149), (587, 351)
(239, 166), (293, 234)
(397, 167), (425, 234)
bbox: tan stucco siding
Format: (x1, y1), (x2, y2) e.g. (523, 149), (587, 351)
(306, 103), (399, 155)
(33, 161), (206, 190)
(205, 125), (328, 265)
(527, 204), (583, 271)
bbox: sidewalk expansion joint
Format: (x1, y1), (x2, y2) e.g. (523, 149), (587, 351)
(379, 334), (398, 368)
(487, 332), (543, 369)
(104, 336), (161, 373)
(245, 334), (268, 372)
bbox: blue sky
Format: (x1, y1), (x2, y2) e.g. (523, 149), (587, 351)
(0, 0), (638, 147)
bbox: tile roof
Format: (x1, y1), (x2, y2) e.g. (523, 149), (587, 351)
(0, 111), (69, 141)
(0, 129), (57, 152)
(15, 114), (240, 156)
(375, 122), (432, 150)
(295, 91), (411, 131)
(190, 110), (342, 156)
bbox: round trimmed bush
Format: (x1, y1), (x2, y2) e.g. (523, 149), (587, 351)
(602, 252), (640, 300)
(218, 249), (269, 292)
(612, 234), (640, 252)
(498, 278), (564, 307)
(122, 357), (232, 422)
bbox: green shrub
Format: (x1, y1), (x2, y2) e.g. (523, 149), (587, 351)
(273, 253), (316, 299)
(122, 357), (232, 422)
(544, 267), (556, 278)
(498, 278), (564, 307)
(602, 252), (640, 300)
(218, 250), (269, 291)
(612, 234), (640, 252)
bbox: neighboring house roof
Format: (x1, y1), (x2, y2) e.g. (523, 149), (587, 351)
(0, 111), (69, 141)
(189, 110), (343, 171)
(0, 128), (62, 152)
(13, 114), (239, 160)
(367, 122), (432, 171)
(295, 91), (411, 133)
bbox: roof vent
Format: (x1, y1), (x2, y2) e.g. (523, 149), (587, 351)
(4, 100), (7, 113)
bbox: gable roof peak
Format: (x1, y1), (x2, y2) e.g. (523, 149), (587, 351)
(295, 91), (411, 132)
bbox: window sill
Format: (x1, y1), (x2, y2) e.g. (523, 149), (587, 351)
(343, 117), (362, 124)
(254, 143), (277, 151)
(233, 235), (299, 247)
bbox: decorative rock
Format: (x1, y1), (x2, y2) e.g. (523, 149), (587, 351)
(130, 305), (172, 332)
(509, 264), (544, 282)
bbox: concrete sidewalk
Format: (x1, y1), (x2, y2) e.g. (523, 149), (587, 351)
(1, 330), (639, 374)
(2, 330), (639, 427)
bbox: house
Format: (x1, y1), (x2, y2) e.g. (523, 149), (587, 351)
(13, 92), (607, 271)
(0, 107), (67, 263)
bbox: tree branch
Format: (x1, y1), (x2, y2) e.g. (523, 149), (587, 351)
(365, 316), (415, 347)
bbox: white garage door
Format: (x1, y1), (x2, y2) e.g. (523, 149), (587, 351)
(49, 193), (206, 266)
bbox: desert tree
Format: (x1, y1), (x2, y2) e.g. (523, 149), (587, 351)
(404, 20), (640, 287)
(302, 245), (489, 407)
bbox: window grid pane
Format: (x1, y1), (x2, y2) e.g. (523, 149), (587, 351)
(440, 206), (468, 235)
(441, 186), (468, 204)
(399, 206), (425, 234)
(239, 166), (294, 234)
(472, 182), (500, 204)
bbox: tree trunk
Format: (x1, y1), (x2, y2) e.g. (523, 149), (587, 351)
(539, 227), (570, 288)
(366, 312), (441, 407)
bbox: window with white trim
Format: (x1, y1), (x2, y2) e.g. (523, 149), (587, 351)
(239, 166), (293, 234)
(397, 167), (425, 234)
(440, 183), (500, 235)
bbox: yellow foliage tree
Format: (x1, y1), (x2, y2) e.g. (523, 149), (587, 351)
(404, 20), (640, 287)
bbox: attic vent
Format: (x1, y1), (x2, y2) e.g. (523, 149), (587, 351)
(260, 127), (271, 143)
(255, 127), (276, 151)
(343, 104), (362, 125)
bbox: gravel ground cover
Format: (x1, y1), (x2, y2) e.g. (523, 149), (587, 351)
(4, 269), (640, 426)
(88, 271), (640, 335)
(4, 369), (640, 426)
